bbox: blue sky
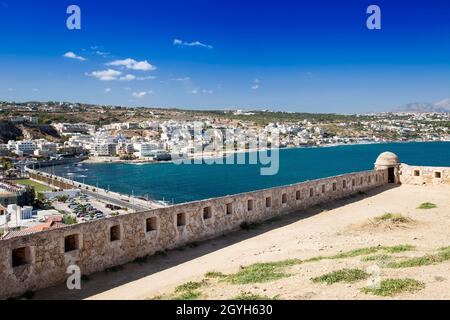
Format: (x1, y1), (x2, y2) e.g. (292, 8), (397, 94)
(1, 0), (450, 113)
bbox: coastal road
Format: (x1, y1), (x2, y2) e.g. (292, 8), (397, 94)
(80, 189), (155, 212)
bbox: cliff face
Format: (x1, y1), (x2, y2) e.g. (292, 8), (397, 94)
(0, 121), (60, 143)
(0, 121), (23, 143)
(17, 124), (59, 141)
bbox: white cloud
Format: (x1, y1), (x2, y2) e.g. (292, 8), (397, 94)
(87, 69), (154, 82)
(7, 88), (13, 92)
(107, 58), (156, 71)
(132, 91), (148, 99)
(189, 88), (213, 95)
(32, 88), (39, 92)
(105, 88), (111, 93)
(171, 77), (191, 81)
(173, 38), (213, 49)
(120, 74), (155, 81)
(86, 69), (122, 81)
(63, 51), (86, 61)
(137, 76), (156, 81)
(119, 74), (136, 81)
(96, 50), (109, 57)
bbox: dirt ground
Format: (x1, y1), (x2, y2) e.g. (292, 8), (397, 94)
(33, 184), (450, 300)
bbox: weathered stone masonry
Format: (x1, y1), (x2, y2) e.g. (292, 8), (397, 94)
(2, 151), (447, 299)
(0, 168), (388, 299)
(399, 164), (450, 185)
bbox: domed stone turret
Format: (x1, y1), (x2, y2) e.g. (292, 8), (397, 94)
(375, 152), (400, 167)
(374, 152), (400, 184)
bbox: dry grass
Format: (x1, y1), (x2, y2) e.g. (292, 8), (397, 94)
(362, 278), (425, 297)
(350, 213), (416, 232)
(312, 268), (369, 285)
(374, 213), (413, 224)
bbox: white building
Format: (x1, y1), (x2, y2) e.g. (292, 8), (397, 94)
(133, 142), (161, 158)
(15, 141), (36, 155)
(116, 142), (134, 155)
(94, 142), (118, 156)
(34, 142), (57, 157)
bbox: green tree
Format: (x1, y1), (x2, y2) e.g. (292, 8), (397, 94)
(56, 195), (69, 203)
(63, 214), (77, 225)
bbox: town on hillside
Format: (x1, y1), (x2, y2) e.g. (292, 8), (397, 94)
(1, 100), (450, 240)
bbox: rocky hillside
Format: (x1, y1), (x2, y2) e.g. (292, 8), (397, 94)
(0, 120), (60, 143)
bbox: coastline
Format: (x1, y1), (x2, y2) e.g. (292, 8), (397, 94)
(46, 140), (450, 204)
(80, 139), (446, 166)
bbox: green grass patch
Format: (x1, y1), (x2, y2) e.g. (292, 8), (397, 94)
(387, 247), (450, 268)
(171, 280), (206, 300)
(230, 292), (279, 300)
(175, 281), (205, 293)
(362, 254), (392, 262)
(304, 256), (326, 263)
(229, 259), (301, 284)
(418, 202), (437, 209)
(172, 290), (202, 300)
(362, 278), (425, 297)
(212, 245), (416, 286)
(303, 245), (414, 263)
(205, 271), (227, 279)
(360, 245), (416, 262)
(311, 268), (369, 285)
(374, 213), (412, 224)
(384, 244), (416, 253)
(388, 256), (437, 268)
(11, 179), (52, 192)
(330, 247), (381, 259)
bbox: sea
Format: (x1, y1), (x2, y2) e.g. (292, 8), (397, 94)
(45, 142), (450, 204)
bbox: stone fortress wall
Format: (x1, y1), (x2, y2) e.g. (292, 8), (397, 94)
(399, 164), (450, 185)
(0, 152), (449, 299)
(0, 168), (388, 299)
(375, 151), (450, 186)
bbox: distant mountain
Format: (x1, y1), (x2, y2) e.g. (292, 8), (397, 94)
(434, 98), (450, 110)
(392, 99), (450, 113)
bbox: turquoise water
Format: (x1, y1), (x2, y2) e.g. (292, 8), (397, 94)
(48, 142), (450, 204)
